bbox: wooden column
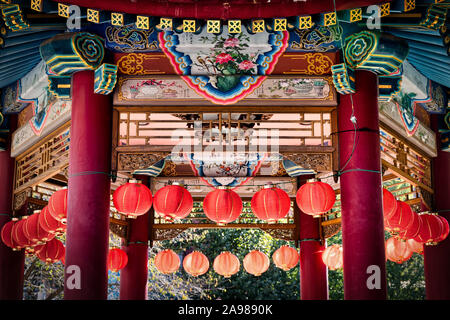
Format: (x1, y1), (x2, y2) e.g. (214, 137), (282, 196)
(423, 115), (450, 299)
(338, 70), (387, 299)
(119, 213), (149, 300)
(64, 71), (112, 300)
(119, 177), (150, 300)
(0, 115), (25, 300)
(298, 178), (328, 300)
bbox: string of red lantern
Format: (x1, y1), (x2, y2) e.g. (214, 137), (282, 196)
(382, 188), (398, 219)
(152, 247), (302, 277)
(111, 178), (339, 224)
(203, 187), (243, 225)
(113, 179), (153, 218)
(183, 251), (210, 277)
(385, 237), (413, 264)
(213, 251), (241, 278)
(243, 250), (270, 276)
(48, 187), (68, 224)
(39, 206), (65, 234)
(382, 196), (449, 248)
(36, 238), (65, 264)
(1, 220), (18, 251)
(272, 245), (299, 271)
(153, 183), (193, 221)
(107, 248), (129, 272)
(414, 213), (444, 245)
(23, 211), (53, 245)
(406, 238), (423, 255)
(154, 249), (181, 274)
(251, 184), (291, 224)
(296, 179), (336, 217)
(322, 244), (343, 270)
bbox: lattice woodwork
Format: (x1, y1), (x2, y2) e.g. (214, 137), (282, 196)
(116, 111), (333, 149)
(380, 127), (432, 193)
(14, 123), (70, 195)
(110, 216), (130, 239)
(321, 218), (341, 239)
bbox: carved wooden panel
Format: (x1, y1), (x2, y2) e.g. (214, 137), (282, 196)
(14, 123), (70, 195)
(380, 126), (433, 193)
(115, 110), (333, 149)
(117, 152), (169, 172)
(283, 153), (332, 172)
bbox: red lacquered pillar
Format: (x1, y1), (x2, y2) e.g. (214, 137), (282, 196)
(338, 70), (387, 299)
(299, 212), (329, 300)
(297, 178), (328, 300)
(423, 116), (450, 300)
(0, 116), (25, 300)
(119, 211), (149, 300)
(64, 71), (112, 300)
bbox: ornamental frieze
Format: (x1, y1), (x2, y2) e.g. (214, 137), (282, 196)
(114, 52), (337, 76)
(117, 152), (170, 172)
(114, 75), (336, 106)
(282, 153), (332, 172)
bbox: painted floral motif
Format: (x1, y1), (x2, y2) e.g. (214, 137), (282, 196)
(266, 78), (327, 97)
(129, 79), (184, 98)
(195, 33), (262, 92)
(199, 33), (259, 76)
(159, 28), (289, 104)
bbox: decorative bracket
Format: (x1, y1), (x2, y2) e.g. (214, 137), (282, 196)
(94, 63), (118, 95)
(331, 63), (355, 95)
(40, 32), (105, 76)
(48, 75), (72, 99)
(343, 31), (409, 76)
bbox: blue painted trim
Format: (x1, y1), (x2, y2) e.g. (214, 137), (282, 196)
(407, 41), (448, 57)
(0, 57), (41, 73)
(0, 48), (40, 64)
(0, 70), (33, 87)
(0, 40), (43, 58)
(387, 29), (446, 46)
(4, 30), (62, 48)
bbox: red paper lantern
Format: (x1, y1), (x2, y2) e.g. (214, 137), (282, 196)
(12, 219), (33, 249)
(113, 180), (153, 218)
(383, 188), (398, 219)
(1, 220), (18, 250)
(437, 216), (449, 242)
(23, 211), (53, 244)
(153, 184), (193, 221)
(107, 248), (128, 272)
(272, 246), (299, 271)
(385, 237), (412, 263)
(406, 238), (423, 255)
(251, 185), (291, 223)
(154, 249), (180, 274)
(183, 251), (209, 277)
(296, 179), (335, 217)
(203, 187), (242, 225)
(48, 188), (68, 224)
(243, 250), (270, 276)
(414, 213), (444, 245)
(322, 244), (343, 270)
(37, 238), (65, 263)
(39, 206), (64, 234)
(33, 244), (45, 255)
(213, 251), (240, 278)
(386, 201), (414, 232)
(396, 211), (422, 240)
